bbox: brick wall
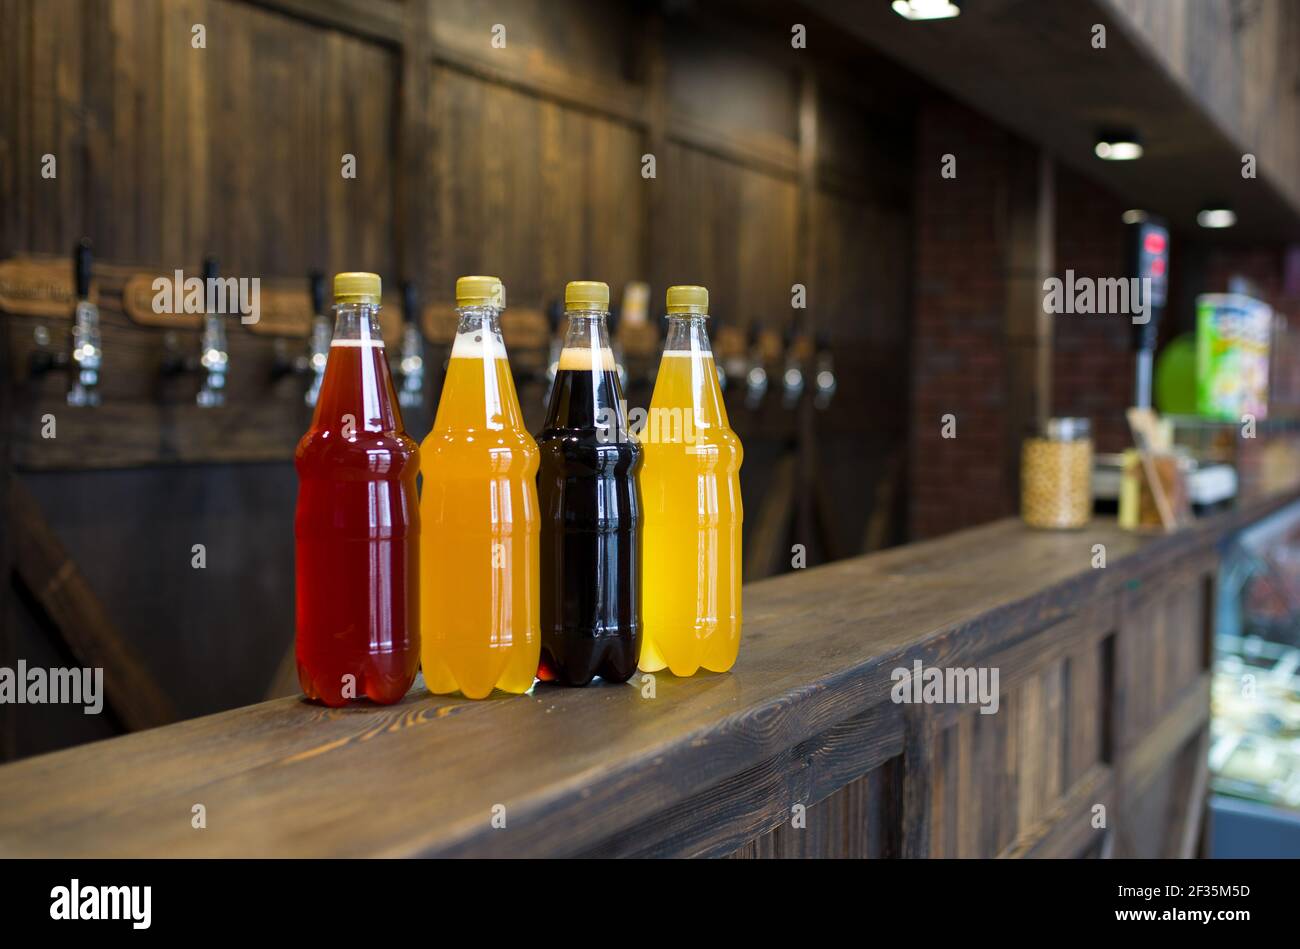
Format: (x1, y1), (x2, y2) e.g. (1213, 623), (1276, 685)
(1051, 166), (1132, 454)
(908, 98), (1016, 540)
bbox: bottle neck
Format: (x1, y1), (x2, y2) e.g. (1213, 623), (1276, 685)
(456, 304), (501, 332)
(664, 313), (711, 355)
(317, 301), (401, 434)
(332, 301), (384, 344)
(561, 309), (612, 353)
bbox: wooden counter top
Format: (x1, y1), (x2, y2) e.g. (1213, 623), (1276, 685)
(2, 490), (1296, 858)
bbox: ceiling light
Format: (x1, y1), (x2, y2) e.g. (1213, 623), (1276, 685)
(891, 0), (961, 21)
(1197, 206), (1237, 229)
(1095, 129), (1144, 161)
(1121, 209), (1149, 225)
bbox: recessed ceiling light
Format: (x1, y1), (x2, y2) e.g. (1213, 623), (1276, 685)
(1095, 129), (1144, 161)
(891, 0), (961, 21)
(1197, 206), (1237, 229)
(1122, 209), (1149, 225)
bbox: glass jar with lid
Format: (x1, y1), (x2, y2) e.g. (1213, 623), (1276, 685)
(1020, 417), (1093, 529)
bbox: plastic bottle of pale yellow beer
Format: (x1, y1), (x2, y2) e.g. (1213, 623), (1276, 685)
(640, 285), (744, 676)
(420, 276), (540, 698)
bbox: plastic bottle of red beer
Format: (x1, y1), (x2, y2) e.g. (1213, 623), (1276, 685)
(294, 272), (420, 705)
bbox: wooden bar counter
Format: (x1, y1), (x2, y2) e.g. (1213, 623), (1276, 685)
(2, 490), (1297, 859)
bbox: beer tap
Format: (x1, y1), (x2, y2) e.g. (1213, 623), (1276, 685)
(607, 301), (629, 391)
(396, 280), (425, 410)
(543, 297), (564, 406)
(812, 333), (837, 411)
(743, 323), (769, 411)
(196, 257), (228, 407)
(780, 325), (805, 410)
(67, 239), (102, 407)
(713, 315), (729, 392)
(720, 318), (749, 398)
(302, 270), (331, 407)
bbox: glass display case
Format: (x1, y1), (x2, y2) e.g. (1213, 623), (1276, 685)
(1210, 498), (1300, 854)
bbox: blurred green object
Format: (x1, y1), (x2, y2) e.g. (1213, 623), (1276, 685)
(1155, 332), (1198, 415)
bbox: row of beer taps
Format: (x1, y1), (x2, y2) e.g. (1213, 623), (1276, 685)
(541, 295), (838, 413)
(27, 242), (427, 411)
(27, 241), (834, 414)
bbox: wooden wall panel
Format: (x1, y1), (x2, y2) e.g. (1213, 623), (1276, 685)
(665, 23), (798, 172)
(4, 0), (398, 278)
(655, 143), (798, 331)
(727, 758), (902, 858)
(922, 635), (1111, 859)
(431, 0), (642, 110)
(1117, 565), (1208, 753)
(428, 66), (643, 310)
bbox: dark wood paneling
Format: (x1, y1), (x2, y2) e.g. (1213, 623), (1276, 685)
(432, 0), (643, 116)
(4, 0), (399, 277)
(428, 66), (644, 311)
(10, 479), (175, 730)
(655, 143), (798, 332)
(727, 758), (903, 858)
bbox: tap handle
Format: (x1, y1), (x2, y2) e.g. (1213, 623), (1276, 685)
(202, 256), (218, 283)
(401, 280), (418, 325)
(74, 239), (92, 300)
(546, 298), (565, 332)
(309, 270), (326, 317)
(782, 322), (799, 351)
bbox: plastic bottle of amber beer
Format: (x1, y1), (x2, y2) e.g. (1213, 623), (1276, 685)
(536, 280), (643, 686)
(420, 276), (541, 698)
(294, 273), (420, 705)
(640, 286), (744, 675)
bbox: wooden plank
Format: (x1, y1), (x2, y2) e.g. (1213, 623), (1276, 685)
(8, 478), (176, 731)
(1122, 673), (1212, 799)
(240, 0), (405, 46)
(585, 700), (902, 858)
(1177, 730), (1210, 859)
(0, 494), (1290, 857)
(396, 0), (433, 295)
(429, 36), (645, 128)
(0, 241), (13, 759)
(1000, 764), (1114, 859)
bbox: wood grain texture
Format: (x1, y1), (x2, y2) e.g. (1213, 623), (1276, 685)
(0, 493), (1290, 858)
(9, 478), (176, 730)
(6, 0), (399, 275)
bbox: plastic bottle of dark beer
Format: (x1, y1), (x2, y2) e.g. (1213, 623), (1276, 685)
(536, 281), (643, 686)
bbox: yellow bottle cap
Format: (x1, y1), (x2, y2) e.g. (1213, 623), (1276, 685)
(456, 275), (504, 308)
(334, 272), (381, 305)
(565, 280), (609, 310)
(666, 285), (709, 315)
